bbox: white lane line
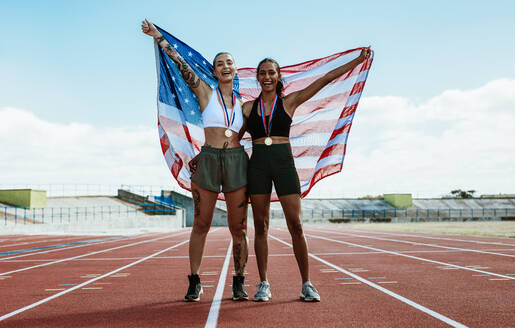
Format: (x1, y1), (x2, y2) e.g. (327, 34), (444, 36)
(316, 229), (515, 258)
(0, 239), (189, 322)
(0, 234), (146, 261)
(343, 229), (515, 247)
(269, 234), (468, 328)
(305, 233), (515, 281)
(0, 237), (84, 249)
(0, 231), (187, 261)
(205, 239), (232, 328)
(0, 232), (188, 276)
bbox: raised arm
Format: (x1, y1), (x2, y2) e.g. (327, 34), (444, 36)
(283, 47), (372, 116)
(141, 19), (212, 109)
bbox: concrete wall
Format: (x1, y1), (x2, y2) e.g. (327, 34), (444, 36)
(161, 190), (227, 227)
(0, 210), (185, 235)
(0, 189), (47, 207)
(384, 194), (413, 208)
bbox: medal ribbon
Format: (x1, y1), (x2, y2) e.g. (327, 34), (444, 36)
(216, 87), (236, 129)
(259, 94), (278, 137)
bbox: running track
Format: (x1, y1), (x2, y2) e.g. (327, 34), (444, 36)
(0, 226), (514, 327)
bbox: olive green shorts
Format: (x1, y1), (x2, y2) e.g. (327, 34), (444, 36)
(191, 145), (248, 193)
(247, 143), (301, 196)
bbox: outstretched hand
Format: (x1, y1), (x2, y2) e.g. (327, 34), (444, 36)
(141, 19), (159, 38)
(359, 47), (372, 61)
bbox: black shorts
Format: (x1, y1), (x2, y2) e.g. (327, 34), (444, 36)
(247, 143), (301, 197)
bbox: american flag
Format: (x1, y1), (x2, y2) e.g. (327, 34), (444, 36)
(154, 27), (373, 201)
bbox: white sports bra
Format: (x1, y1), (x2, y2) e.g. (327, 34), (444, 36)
(202, 89), (244, 132)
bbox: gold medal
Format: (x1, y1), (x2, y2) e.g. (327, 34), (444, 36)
(216, 88), (236, 139)
(260, 95), (278, 147)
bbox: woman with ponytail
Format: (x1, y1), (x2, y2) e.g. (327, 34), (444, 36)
(242, 49), (372, 302)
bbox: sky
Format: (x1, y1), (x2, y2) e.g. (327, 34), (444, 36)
(1, 0), (514, 198)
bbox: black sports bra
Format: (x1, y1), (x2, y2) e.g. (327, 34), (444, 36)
(246, 95), (291, 140)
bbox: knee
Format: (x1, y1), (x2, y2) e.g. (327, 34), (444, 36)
(288, 220), (304, 238)
(254, 218), (269, 237)
(228, 221), (246, 238)
(192, 219), (211, 235)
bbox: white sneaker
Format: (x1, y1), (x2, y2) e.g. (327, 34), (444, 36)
(253, 281), (272, 302)
(300, 281), (320, 302)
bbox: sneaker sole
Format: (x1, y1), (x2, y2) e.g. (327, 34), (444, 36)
(184, 288), (203, 302)
(300, 294), (320, 302)
(253, 296), (270, 302)
(232, 295), (249, 301)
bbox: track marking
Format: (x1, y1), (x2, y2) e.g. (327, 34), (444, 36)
(0, 237), (125, 257)
(368, 277), (386, 279)
(377, 281), (398, 284)
(205, 239), (232, 328)
(340, 282), (361, 285)
(0, 239), (189, 322)
(488, 278), (510, 281)
(317, 230), (515, 258)
(345, 229), (515, 247)
(304, 233), (515, 280)
(0, 234), (146, 261)
(465, 265), (489, 269)
(0, 233), (188, 276)
(0, 231), (187, 261)
(0, 236), (89, 249)
(270, 234), (468, 328)
(81, 274), (101, 278)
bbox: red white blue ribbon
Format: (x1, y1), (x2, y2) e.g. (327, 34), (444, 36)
(215, 87), (236, 128)
(259, 94), (278, 136)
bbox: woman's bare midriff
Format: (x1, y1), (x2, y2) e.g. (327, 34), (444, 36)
(203, 127), (242, 148)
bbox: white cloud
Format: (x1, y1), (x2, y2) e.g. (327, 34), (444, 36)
(1, 79), (514, 198)
(310, 78), (515, 198)
(0, 108), (174, 187)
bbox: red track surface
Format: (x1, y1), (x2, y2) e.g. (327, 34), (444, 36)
(1, 226), (514, 327)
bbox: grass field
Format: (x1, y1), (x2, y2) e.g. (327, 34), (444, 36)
(336, 221), (515, 238)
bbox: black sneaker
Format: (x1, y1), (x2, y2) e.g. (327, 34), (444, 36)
(184, 274), (203, 302)
(232, 275), (249, 301)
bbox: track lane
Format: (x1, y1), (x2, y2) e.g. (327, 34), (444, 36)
(270, 231), (467, 327)
(0, 229), (232, 328)
(215, 228), (454, 328)
(0, 234), (159, 262)
(0, 235), (97, 249)
(303, 231), (514, 280)
(0, 234), (184, 277)
(318, 230), (515, 258)
(340, 228), (515, 247)
(0, 239), (189, 322)
(301, 228), (515, 327)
